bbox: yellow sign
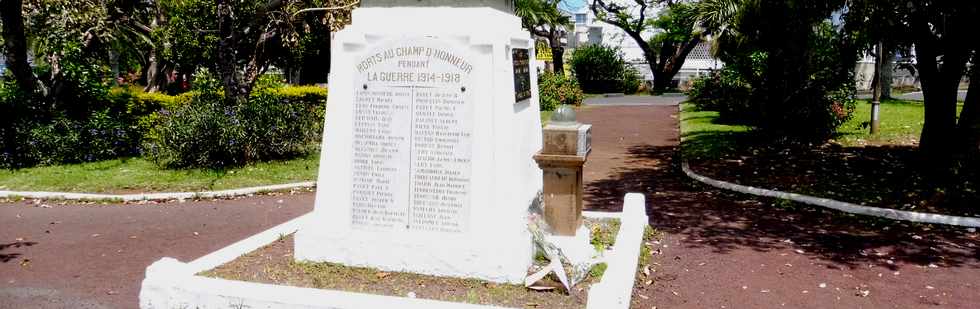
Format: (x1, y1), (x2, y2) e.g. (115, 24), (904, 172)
(535, 41), (552, 61)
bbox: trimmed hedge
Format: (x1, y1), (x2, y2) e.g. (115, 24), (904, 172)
(271, 85), (328, 106)
(0, 78), (326, 169)
(144, 74), (327, 168)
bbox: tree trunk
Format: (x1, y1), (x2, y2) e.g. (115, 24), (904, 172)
(549, 32), (564, 77)
(0, 0), (39, 94)
(652, 39), (675, 94)
(652, 70), (672, 94)
(650, 37), (700, 94)
(880, 48), (895, 99)
(142, 7), (168, 92)
(144, 49), (166, 92)
(292, 12), (322, 85)
(216, 0), (247, 104)
(959, 66), (979, 157)
(109, 50), (120, 85)
(916, 42), (966, 170)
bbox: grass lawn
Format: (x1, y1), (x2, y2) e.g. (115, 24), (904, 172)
(0, 153), (319, 194)
(681, 99), (964, 158)
(835, 99), (963, 146)
(678, 104), (750, 160)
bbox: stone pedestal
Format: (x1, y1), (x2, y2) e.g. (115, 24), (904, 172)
(534, 107), (591, 236)
(534, 153), (587, 235)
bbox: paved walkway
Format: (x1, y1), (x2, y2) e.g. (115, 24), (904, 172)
(1, 194), (313, 308)
(584, 94), (686, 106)
(577, 104), (980, 308)
(2, 103), (977, 309)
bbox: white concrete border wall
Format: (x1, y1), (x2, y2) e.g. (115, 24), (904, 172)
(139, 193), (649, 309)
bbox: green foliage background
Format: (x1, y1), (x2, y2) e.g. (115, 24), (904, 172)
(570, 45), (640, 94)
(537, 72), (585, 111)
(144, 72), (325, 169)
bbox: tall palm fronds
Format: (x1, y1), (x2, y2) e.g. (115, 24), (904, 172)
(516, 0), (571, 32)
(515, 0), (571, 75)
(694, 0), (743, 57)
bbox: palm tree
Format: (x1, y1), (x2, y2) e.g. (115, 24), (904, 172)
(693, 0), (743, 58)
(515, 0), (571, 76)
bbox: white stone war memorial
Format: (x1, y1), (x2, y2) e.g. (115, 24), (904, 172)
(294, 0), (543, 283)
(139, 1), (649, 308)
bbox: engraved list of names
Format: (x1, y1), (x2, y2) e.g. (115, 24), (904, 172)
(350, 38), (474, 233)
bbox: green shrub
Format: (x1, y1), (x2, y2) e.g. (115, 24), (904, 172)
(686, 67), (754, 124)
(621, 66), (641, 95)
(570, 45), (639, 94)
(0, 41), (140, 168)
(108, 87), (193, 139)
(2, 65), (327, 169)
(240, 88), (324, 160)
(144, 98), (238, 168)
(720, 17), (857, 140)
(3, 109), (144, 167)
(145, 73), (325, 168)
(0, 77), (147, 168)
(691, 21), (857, 138)
(538, 72), (584, 111)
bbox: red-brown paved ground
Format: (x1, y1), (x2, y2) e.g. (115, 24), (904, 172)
(1, 194), (313, 309)
(578, 104), (980, 309)
(2, 102), (978, 309)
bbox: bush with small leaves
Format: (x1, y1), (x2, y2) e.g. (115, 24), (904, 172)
(570, 45), (640, 94)
(538, 72), (585, 111)
(144, 71), (325, 168)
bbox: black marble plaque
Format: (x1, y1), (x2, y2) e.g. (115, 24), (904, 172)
(512, 48), (531, 103)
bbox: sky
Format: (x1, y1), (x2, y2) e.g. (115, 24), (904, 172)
(559, 0), (588, 13)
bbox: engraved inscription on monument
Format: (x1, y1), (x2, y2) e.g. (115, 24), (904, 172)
(512, 48), (531, 103)
(351, 38), (474, 233)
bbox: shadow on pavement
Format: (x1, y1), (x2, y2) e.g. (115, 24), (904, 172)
(0, 241), (37, 263)
(584, 143), (980, 270)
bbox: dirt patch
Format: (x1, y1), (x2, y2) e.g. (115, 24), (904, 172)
(201, 218), (627, 309)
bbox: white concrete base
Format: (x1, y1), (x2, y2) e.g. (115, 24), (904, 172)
(545, 225), (595, 266)
(138, 193), (649, 309)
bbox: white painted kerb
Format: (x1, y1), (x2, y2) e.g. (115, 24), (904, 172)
(682, 161), (980, 227)
(586, 193), (648, 309)
(0, 181), (316, 202)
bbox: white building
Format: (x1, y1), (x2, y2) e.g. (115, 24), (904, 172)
(854, 53), (921, 91)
